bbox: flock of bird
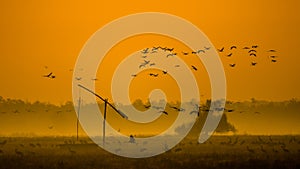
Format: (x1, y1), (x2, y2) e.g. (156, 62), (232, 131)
(131, 44), (279, 79)
(217, 45), (279, 67)
(41, 44), (279, 80)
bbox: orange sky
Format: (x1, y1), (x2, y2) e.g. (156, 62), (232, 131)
(0, 0), (300, 104)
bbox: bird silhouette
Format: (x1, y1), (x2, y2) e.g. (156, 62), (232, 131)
(230, 46), (237, 50)
(166, 53), (177, 57)
(48, 125), (54, 129)
(162, 70), (168, 74)
(160, 47), (167, 51)
(227, 53), (233, 57)
(75, 77), (82, 81)
(166, 48), (174, 52)
(159, 111), (168, 115)
(191, 65), (198, 71)
(182, 52), (189, 55)
(271, 59), (277, 62)
(43, 72), (55, 78)
(251, 62), (257, 66)
(143, 60), (150, 64)
(151, 48), (158, 53)
(197, 49), (205, 53)
(91, 78), (98, 81)
(144, 105), (151, 109)
(191, 51), (197, 54)
(170, 106), (185, 112)
(141, 48), (149, 54)
(190, 110), (199, 116)
(131, 74), (137, 77)
(269, 55), (277, 58)
(226, 109), (234, 112)
(252, 45), (258, 48)
(243, 47), (250, 49)
(248, 49), (257, 53)
(150, 63), (156, 66)
(204, 46), (211, 50)
(139, 60), (150, 68)
(229, 64), (236, 67)
(268, 49), (276, 52)
(250, 53), (257, 57)
(149, 73), (158, 77)
(139, 64), (145, 68)
(218, 47), (224, 52)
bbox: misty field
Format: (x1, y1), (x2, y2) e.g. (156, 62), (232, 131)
(0, 135), (299, 169)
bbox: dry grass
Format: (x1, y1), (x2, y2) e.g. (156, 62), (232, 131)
(0, 135), (299, 169)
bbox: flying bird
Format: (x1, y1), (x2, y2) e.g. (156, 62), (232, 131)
(191, 65), (198, 71)
(75, 77), (82, 81)
(226, 109), (234, 112)
(243, 47), (250, 49)
(162, 70), (168, 74)
(141, 48), (149, 54)
(150, 63), (156, 66)
(166, 53), (177, 57)
(218, 47), (224, 52)
(190, 111), (199, 116)
(269, 55), (278, 58)
(197, 49), (205, 53)
(182, 52), (189, 55)
(252, 45), (258, 48)
(131, 74), (137, 77)
(152, 46), (160, 50)
(271, 59), (277, 62)
(149, 73), (158, 77)
(144, 105), (151, 109)
(250, 53), (257, 57)
(191, 51), (197, 54)
(151, 48), (158, 53)
(251, 62), (257, 66)
(204, 46), (211, 50)
(230, 46), (237, 50)
(227, 53), (233, 57)
(166, 48), (174, 52)
(248, 49), (257, 53)
(43, 72), (55, 78)
(268, 49), (276, 52)
(159, 111), (168, 115)
(139, 60), (150, 68)
(170, 106), (185, 112)
(143, 60), (150, 64)
(229, 63), (236, 67)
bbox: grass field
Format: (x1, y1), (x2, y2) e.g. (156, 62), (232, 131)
(0, 135), (299, 169)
